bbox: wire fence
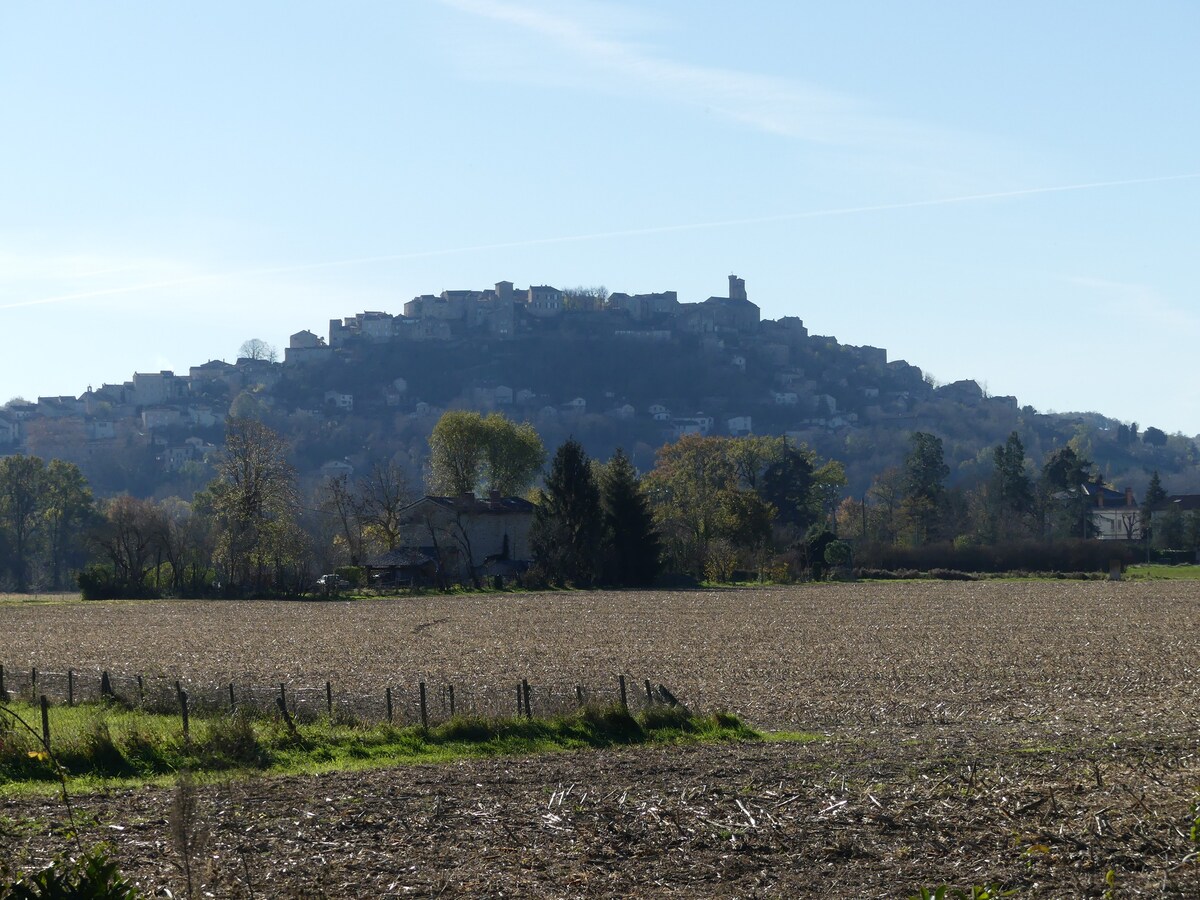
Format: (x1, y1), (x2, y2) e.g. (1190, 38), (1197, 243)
(0, 661), (675, 742)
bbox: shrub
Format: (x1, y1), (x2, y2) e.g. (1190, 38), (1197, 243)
(196, 712), (269, 769)
(60, 721), (134, 778)
(1153, 549), (1195, 565)
(639, 705), (696, 733)
(578, 704), (643, 742)
(928, 568), (977, 581)
(854, 539), (1134, 575)
(78, 565), (159, 601)
(436, 716), (495, 743)
(0, 845), (141, 899)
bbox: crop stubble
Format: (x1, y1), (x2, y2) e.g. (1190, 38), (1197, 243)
(2, 581), (1199, 896)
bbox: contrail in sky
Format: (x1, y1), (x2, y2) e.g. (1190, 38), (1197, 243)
(3, 172), (1198, 311)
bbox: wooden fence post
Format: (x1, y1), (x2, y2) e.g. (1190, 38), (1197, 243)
(278, 682), (287, 717)
(644, 679), (653, 706)
(521, 679), (531, 719)
(0, 663), (5, 701)
(100, 671), (113, 699)
(419, 682), (428, 729)
(275, 696), (299, 738)
(176, 681), (189, 741)
(67, 669), (74, 707)
(516, 683), (523, 717)
(326, 681), (334, 720)
(31, 666), (37, 695)
(137, 674), (144, 708)
(448, 685), (455, 718)
(575, 684), (584, 707)
(40, 695), (50, 751)
(386, 686), (393, 724)
(228, 683), (236, 713)
(618, 675), (628, 711)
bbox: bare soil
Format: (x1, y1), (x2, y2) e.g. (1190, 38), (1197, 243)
(3, 582), (1200, 896)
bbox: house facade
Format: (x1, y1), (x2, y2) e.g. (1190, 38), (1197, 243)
(1083, 484), (1141, 541)
(389, 493), (536, 584)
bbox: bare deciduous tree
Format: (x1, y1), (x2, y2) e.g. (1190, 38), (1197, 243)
(237, 338), (277, 363)
(359, 461), (412, 554)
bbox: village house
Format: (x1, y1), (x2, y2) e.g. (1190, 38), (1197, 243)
(319, 460), (355, 479)
(1078, 484), (1142, 541)
(367, 492), (535, 586)
(670, 415), (714, 438)
(727, 415), (753, 437)
(142, 406), (182, 430)
(132, 371), (187, 406)
(1148, 495), (1200, 551)
(0, 416), (17, 446)
(324, 390), (353, 412)
(606, 403), (636, 420)
(3, 400), (38, 420)
(284, 330), (333, 366)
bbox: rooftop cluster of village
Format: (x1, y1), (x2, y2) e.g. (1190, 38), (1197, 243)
(285, 274), (777, 364)
(1, 274), (1023, 494)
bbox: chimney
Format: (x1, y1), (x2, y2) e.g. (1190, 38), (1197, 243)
(1125, 486), (1134, 507)
(489, 489), (502, 501)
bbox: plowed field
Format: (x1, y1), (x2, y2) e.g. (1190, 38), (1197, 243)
(3, 582), (1200, 896)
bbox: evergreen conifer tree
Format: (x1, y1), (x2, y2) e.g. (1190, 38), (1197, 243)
(1142, 469), (1168, 546)
(531, 438), (603, 585)
(598, 448), (662, 587)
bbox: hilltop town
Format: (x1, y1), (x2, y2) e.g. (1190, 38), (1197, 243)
(1, 274), (1193, 499)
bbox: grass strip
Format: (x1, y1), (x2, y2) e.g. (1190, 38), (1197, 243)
(0, 700), (806, 794)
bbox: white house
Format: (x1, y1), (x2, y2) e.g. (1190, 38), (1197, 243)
(606, 403), (636, 420)
(1082, 484), (1141, 541)
(324, 390), (353, 412)
(727, 416), (753, 436)
(670, 415), (714, 438)
(142, 406), (181, 430)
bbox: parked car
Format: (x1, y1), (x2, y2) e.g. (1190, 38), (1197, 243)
(316, 574), (351, 590)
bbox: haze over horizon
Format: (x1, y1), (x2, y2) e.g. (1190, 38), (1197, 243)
(3, 2), (1198, 435)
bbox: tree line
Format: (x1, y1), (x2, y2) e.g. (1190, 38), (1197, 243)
(0, 413), (1189, 596)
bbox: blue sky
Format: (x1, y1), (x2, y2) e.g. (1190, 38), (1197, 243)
(3, 1), (1198, 434)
